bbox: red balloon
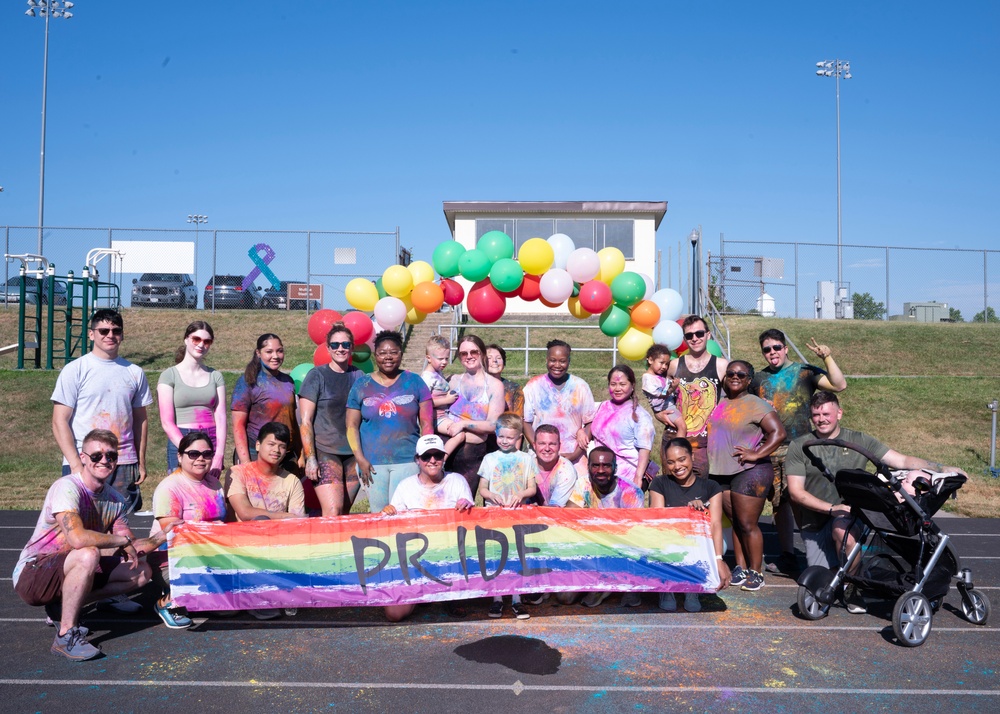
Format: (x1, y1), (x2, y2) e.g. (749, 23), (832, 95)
(440, 278), (465, 307)
(539, 296), (562, 308)
(675, 318), (688, 355)
(518, 274), (542, 301)
(342, 311), (373, 345)
(466, 279), (506, 324)
(313, 342), (332, 367)
(307, 309), (342, 345)
(578, 280), (613, 314)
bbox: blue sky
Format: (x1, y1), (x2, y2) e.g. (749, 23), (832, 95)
(2, 2), (998, 316)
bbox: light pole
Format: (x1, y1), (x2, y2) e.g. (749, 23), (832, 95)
(688, 226), (701, 316)
(25, 0), (74, 256)
(816, 59), (851, 295)
(187, 214), (208, 301)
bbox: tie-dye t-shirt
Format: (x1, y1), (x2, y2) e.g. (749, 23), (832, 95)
(501, 377), (525, 417)
(640, 373), (677, 414)
(706, 394), (775, 476)
(477, 450), (538, 504)
(534, 456), (579, 507)
(225, 462), (305, 519)
(523, 374), (597, 455)
(347, 371), (431, 465)
(750, 362), (827, 442)
(568, 476), (644, 509)
(13, 474), (129, 585)
(150, 471), (226, 535)
(590, 400), (656, 486)
(390, 472), (474, 511)
(231, 368), (301, 453)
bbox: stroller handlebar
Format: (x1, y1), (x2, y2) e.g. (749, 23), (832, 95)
(801, 439), (895, 484)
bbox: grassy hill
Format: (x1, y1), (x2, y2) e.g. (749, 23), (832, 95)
(1, 308), (998, 515)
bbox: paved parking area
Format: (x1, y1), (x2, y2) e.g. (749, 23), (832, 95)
(2, 511), (998, 713)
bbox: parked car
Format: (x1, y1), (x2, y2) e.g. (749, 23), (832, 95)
(131, 273), (198, 309)
(1, 276), (68, 306)
(260, 280), (321, 311)
(203, 275), (260, 309)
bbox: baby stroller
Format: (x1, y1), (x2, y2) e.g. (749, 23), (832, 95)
(794, 439), (990, 647)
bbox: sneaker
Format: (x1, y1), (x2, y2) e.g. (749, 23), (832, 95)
(524, 593), (549, 606)
(283, 609), (298, 617)
(659, 593), (677, 612)
(844, 585), (867, 614)
(488, 601), (504, 618)
(682, 593), (702, 613)
(248, 609), (281, 620)
(741, 570), (765, 592)
(45, 617), (90, 637)
(51, 626), (101, 661)
(97, 594), (142, 614)
(580, 591), (611, 608)
(765, 552), (801, 576)
(511, 602), (530, 620)
(621, 593), (642, 608)
(155, 601), (193, 629)
(730, 565), (748, 588)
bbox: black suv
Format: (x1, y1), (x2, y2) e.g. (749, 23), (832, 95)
(131, 273), (198, 309)
(203, 275), (260, 309)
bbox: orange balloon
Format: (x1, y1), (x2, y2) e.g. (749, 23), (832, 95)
(409, 281), (445, 314)
(630, 300), (661, 329)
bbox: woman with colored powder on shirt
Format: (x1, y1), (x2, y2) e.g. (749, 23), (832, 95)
(157, 321), (226, 475)
(588, 364), (656, 488)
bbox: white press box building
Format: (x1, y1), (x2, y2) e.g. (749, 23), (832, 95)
(442, 201), (667, 315)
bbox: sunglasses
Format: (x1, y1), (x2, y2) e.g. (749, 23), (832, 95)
(725, 371), (750, 379)
(459, 350), (481, 358)
(181, 449), (215, 460)
(190, 335), (213, 347)
(84, 450), (118, 464)
(683, 330), (707, 340)
(95, 327), (123, 337)
(761, 344), (785, 354)
(328, 341), (353, 350)
(418, 452), (446, 462)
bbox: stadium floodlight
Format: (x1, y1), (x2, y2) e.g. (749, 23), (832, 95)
(815, 59), (852, 294)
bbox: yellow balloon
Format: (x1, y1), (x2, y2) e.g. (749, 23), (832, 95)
(518, 237), (555, 276)
(597, 247), (626, 284)
(345, 278), (379, 312)
(617, 324), (654, 361)
(382, 265), (414, 298)
(567, 296), (592, 320)
(407, 260), (435, 285)
(405, 305), (427, 325)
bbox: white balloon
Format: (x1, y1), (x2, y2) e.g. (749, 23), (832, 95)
(566, 248), (601, 283)
(547, 233), (576, 270)
(650, 288), (684, 323)
(539, 268), (574, 304)
(373, 296), (406, 329)
(652, 319), (684, 350)
(638, 273), (654, 300)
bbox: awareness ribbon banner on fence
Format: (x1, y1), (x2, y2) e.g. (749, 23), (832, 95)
(168, 507), (720, 611)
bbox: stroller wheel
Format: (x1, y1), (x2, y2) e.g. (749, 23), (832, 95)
(961, 590), (990, 625)
(892, 591), (933, 647)
(797, 585), (830, 620)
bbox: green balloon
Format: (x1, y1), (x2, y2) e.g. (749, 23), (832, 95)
(610, 271), (646, 307)
(433, 241), (466, 278)
(374, 278), (388, 299)
(477, 230), (515, 263)
(355, 356), (375, 374)
(289, 363), (313, 394)
(352, 344), (371, 362)
(489, 258), (524, 293)
(599, 304), (631, 337)
(572, 282), (581, 297)
(706, 339), (724, 358)
(458, 248), (492, 282)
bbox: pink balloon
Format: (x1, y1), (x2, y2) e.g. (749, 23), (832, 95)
(539, 268), (574, 304)
(373, 296), (406, 329)
(566, 248), (601, 283)
(578, 280), (613, 314)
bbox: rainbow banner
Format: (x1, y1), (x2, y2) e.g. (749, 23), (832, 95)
(169, 507), (720, 611)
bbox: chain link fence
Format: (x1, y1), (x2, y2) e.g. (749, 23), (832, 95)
(3, 226), (399, 312)
(711, 238), (1000, 322)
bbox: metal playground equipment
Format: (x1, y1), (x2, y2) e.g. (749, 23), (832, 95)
(3, 249), (123, 369)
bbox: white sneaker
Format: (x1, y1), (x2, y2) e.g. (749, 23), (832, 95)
(683, 593), (702, 613)
(98, 594), (142, 614)
(249, 609), (281, 620)
(659, 593), (677, 612)
(580, 591), (611, 608)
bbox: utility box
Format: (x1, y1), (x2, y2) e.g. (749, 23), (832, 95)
(903, 301), (949, 323)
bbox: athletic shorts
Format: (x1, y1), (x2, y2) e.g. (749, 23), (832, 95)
(15, 550), (125, 607)
(712, 461), (775, 499)
(315, 450), (357, 487)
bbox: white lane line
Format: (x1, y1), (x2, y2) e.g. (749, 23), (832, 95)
(0, 617), (995, 633)
(0, 679), (997, 696)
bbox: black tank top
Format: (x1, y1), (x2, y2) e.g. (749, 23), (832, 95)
(674, 355), (721, 446)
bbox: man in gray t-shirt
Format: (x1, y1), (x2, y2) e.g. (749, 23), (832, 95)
(786, 391), (965, 572)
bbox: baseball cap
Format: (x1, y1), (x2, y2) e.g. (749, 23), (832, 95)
(415, 434), (446, 456)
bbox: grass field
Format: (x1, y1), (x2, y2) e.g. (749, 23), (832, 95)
(1, 307), (998, 515)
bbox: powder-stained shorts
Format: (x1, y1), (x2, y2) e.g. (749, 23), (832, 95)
(15, 550), (125, 607)
(712, 461), (775, 499)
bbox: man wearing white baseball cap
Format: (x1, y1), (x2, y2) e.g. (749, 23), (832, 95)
(380, 434), (475, 622)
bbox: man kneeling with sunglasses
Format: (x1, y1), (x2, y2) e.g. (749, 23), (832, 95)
(13, 430), (171, 660)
